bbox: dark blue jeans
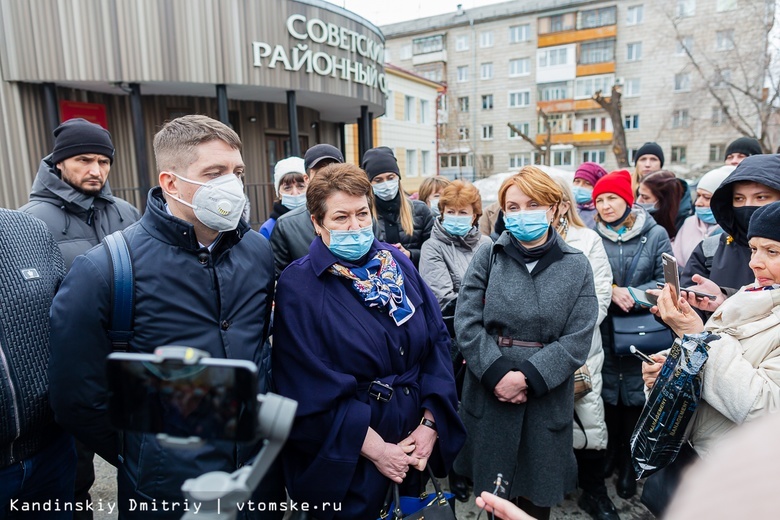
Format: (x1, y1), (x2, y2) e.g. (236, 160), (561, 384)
(0, 432), (77, 519)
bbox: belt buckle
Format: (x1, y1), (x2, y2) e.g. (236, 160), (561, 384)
(368, 380), (394, 402)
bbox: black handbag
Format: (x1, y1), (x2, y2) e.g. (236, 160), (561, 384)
(378, 467), (457, 520)
(640, 441), (699, 517)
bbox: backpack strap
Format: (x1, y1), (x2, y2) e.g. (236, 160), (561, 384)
(701, 233), (721, 271)
(104, 231), (134, 352)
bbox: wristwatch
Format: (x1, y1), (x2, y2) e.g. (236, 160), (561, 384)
(420, 417), (437, 432)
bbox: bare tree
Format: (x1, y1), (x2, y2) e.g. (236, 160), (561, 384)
(594, 85), (630, 168)
(507, 107), (552, 165)
(667, 0), (779, 153)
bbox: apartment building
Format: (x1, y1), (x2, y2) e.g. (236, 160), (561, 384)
(382, 0), (768, 179)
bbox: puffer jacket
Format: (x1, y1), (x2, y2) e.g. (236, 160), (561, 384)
(48, 188), (275, 505)
(596, 207), (673, 407)
(374, 198), (433, 267)
(565, 225), (612, 451)
(19, 156), (141, 269)
(419, 219), (492, 308)
(0, 210), (66, 468)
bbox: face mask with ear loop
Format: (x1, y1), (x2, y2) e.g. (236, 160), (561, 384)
(166, 173), (246, 232)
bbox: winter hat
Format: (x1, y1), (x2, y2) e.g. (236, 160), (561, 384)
(574, 162), (608, 187)
(634, 142), (664, 167)
(273, 157), (306, 196)
(748, 201), (780, 242)
(51, 118), (115, 165)
(361, 146), (400, 181)
(725, 137), (762, 159)
(697, 165), (735, 194)
(303, 144), (344, 172)
(592, 170), (635, 207)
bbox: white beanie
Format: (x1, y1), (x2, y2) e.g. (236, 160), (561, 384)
(273, 157), (306, 196)
(697, 165), (736, 194)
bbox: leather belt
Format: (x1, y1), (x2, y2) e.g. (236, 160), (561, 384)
(498, 336), (543, 348)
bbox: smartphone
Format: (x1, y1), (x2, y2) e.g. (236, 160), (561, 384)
(630, 345), (657, 365)
(107, 353), (259, 442)
(628, 287), (658, 308)
(683, 287), (717, 301)
(662, 253), (681, 309)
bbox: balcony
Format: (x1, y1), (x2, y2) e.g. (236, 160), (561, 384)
(536, 131), (612, 146)
(576, 62), (615, 76)
(538, 25), (617, 48)
(412, 50), (447, 66)
(537, 98), (610, 114)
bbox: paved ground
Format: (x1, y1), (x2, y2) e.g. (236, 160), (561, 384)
(91, 456), (653, 519)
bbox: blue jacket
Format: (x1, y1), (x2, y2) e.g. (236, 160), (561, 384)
(48, 188), (275, 506)
(272, 238), (465, 520)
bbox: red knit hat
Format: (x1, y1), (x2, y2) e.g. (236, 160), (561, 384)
(591, 169), (634, 206)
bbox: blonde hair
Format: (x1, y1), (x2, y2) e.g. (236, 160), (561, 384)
(154, 114), (241, 172)
(498, 166), (562, 210)
(418, 177), (452, 204)
(552, 177), (586, 228)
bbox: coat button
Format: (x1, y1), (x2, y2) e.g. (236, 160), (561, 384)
(221, 320), (230, 330)
(399, 347), (405, 355)
(402, 387), (410, 396)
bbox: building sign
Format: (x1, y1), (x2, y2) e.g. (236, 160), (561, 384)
(59, 101), (108, 129)
(252, 15), (388, 95)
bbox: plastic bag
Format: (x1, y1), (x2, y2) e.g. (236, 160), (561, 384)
(630, 336), (710, 479)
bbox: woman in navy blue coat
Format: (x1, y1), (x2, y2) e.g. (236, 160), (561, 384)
(272, 163), (466, 520)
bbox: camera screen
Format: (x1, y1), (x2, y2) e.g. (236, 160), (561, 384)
(107, 359), (258, 442)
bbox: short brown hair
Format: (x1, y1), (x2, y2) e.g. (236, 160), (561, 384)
(498, 166), (562, 210)
(418, 176), (451, 204)
(153, 115), (241, 172)
(307, 163), (373, 224)
(439, 180), (483, 220)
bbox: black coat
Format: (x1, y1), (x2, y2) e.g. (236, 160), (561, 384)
(373, 198), (433, 267)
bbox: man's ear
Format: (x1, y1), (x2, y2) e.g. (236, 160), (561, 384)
(159, 171), (177, 198)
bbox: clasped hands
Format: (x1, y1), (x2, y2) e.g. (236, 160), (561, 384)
(364, 418), (438, 483)
(494, 371), (528, 404)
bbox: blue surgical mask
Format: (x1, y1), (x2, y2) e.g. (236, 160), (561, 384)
(442, 215), (473, 236)
(695, 207), (717, 224)
(429, 197), (441, 217)
(504, 209), (550, 242)
(281, 193), (306, 210)
(638, 202), (657, 214)
(372, 179), (400, 201)
(572, 186), (593, 205)
(325, 224), (374, 261)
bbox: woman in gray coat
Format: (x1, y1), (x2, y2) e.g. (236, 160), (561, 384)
(454, 167), (599, 520)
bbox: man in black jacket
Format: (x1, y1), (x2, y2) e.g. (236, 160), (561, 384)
(0, 209), (75, 517)
(48, 115), (280, 519)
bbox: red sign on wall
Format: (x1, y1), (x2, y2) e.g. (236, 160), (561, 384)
(59, 101), (108, 129)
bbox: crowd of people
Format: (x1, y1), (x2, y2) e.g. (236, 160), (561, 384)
(2, 116), (780, 520)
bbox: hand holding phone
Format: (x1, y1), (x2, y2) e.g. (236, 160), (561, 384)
(630, 345), (657, 365)
(628, 287), (658, 308)
(662, 253), (681, 310)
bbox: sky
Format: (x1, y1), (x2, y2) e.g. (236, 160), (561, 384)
(330, 0), (498, 26)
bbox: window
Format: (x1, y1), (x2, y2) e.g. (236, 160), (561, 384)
(671, 146), (687, 163)
(676, 0), (696, 17)
(539, 82), (570, 101)
(480, 63), (494, 80)
(580, 40), (615, 64)
(406, 149), (418, 177)
(709, 143), (726, 162)
(508, 90), (531, 107)
(676, 36), (694, 56)
(582, 150), (607, 163)
(674, 73), (691, 92)
(625, 78), (641, 97)
(421, 150), (431, 175)
(404, 96), (415, 121)
(549, 14), (566, 32)
(582, 117), (608, 132)
(509, 153), (531, 168)
(481, 94), (494, 110)
(400, 45), (412, 60)
(624, 114), (640, 130)
(509, 58), (530, 77)
(712, 106), (726, 125)
(627, 42), (642, 61)
(714, 69), (732, 88)
(717, 0), (737, 11)
(575, 74), (614, 99)
(627, 5), (644, 25)
(716, 30), (735, 51)
(420, 100), (430, 124)
(544, 113), (574, 134)
(552, 149), (574, 167)
(458, 96), (469, 112)
(456, 35), (469, 52)
(481, 125), (494, 140)
(420, 69), (443, 82)
(480, 31), (494, 48)
(481, 154), (494, 171)
(413, 35), (443, 55)
(458, 127), (469, 140)
(457, 66), (469, 82)
(672, 109), (690, 128)
(538, 47), (568, 67)
(509, 24), (530, 43)
(440, 154), (473, 168)
(580, 7), (616, 29)
(508, 122), (531, 139)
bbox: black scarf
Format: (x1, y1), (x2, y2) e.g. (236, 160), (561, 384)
(375, 193), (402, 244)
(509, 227), (557, 262)
(606, 205), (633, 228)
(269, 201), (290, 221)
